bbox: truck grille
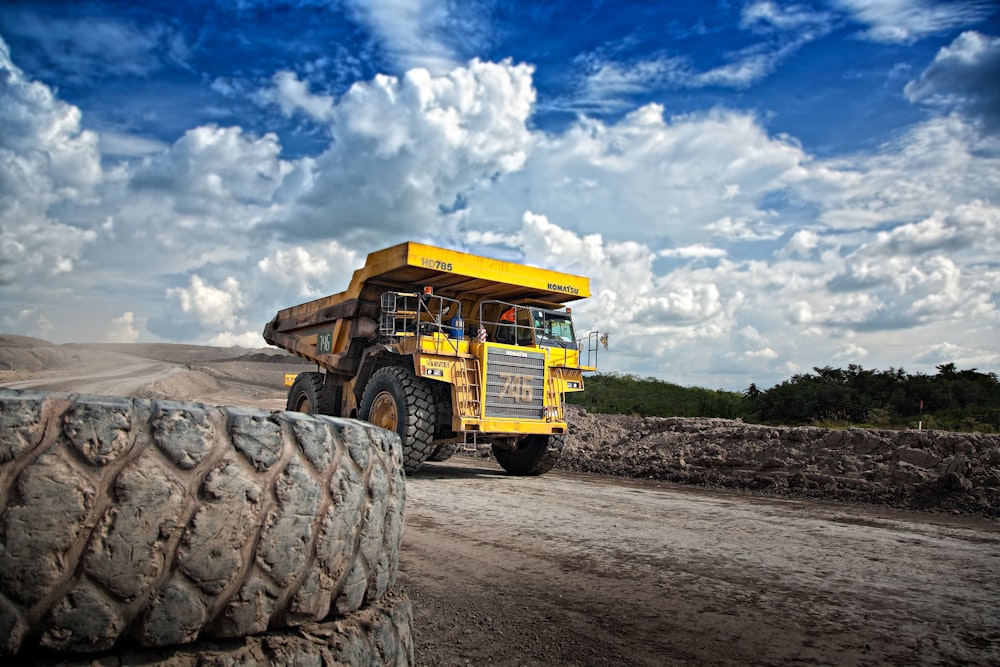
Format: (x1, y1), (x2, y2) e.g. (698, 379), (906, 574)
(484, 348), (546, 419)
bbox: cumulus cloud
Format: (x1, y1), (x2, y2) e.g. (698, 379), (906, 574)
(905, 31), (1000, 133)
(106, 312), (140, 343)
(0, 36), (103, 286)
(280, 59), (536, 245)
(130, 125), (291, 210)
(833, 0), (994, 43)
(149, 241), (360, 344)
(462, 104), (809, 246)
(256, 70), (336, 124)
(167, 276), (245, 331)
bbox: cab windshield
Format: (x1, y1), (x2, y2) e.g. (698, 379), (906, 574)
(530, 309), (576, 348)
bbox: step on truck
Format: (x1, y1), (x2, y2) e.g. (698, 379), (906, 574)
(264, 242), (603, 475)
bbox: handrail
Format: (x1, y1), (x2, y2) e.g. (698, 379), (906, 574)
(379, 291), (465, 354)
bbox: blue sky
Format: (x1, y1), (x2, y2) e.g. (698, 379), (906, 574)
(1, 0), (998, 390)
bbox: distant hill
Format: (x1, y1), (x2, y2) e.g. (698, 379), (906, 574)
(0, 336), (303, 373)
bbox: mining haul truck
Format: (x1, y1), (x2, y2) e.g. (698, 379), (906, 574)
(263, 241), (602, 475)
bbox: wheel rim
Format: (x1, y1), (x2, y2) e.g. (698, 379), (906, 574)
(369, 392), (399, 431)
(294, 395), (313, 414)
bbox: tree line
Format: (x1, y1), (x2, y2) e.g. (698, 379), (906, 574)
(567, 363), (1000, 433)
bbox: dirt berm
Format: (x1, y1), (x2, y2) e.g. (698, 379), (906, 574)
(468, 407), (1000, 517)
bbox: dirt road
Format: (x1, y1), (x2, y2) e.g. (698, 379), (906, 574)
(1, 351), (182, 396)
(402, 457), (1000, 666)
(3, 340), (999, 665)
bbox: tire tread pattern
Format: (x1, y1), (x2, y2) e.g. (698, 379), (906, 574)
(0, 389), (405, 656)
(14, 590), (414, 666)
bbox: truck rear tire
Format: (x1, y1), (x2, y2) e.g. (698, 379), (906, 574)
(286, 372), (338, 415)
(492, 434), (564, 476)
(359, 366), (435, 474)
(0, 389), (405, 656)
(428, 442), (460, 462)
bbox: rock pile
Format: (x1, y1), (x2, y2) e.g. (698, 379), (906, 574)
(513, 408), (1000, 516)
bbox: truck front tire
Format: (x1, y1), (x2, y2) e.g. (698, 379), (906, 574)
(359, 366), (436, 473)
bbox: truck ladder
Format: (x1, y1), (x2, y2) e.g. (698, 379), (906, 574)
(453, 357), (482, 418)
(546, 373), (564, 421)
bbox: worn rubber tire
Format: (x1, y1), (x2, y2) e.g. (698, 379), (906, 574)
(492, 434), (565, 476)
(0, 389), (405, 656)
(14, 590), (415, 666)
(286, 372), (338, 415)
(428, 442), (461, 462)
(359, 366), (435, 474)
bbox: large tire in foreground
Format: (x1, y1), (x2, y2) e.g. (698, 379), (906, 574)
(0, 389), (405, 657)
(492, 434), (565, 476)
(359, 366), (435, 474)
(15, 590), (414, 666)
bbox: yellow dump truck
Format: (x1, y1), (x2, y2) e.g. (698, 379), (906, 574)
(264, 241), (602, 474)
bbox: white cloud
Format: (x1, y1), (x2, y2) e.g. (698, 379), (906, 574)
(914, 341), (1000, 367)
(167, 276), (245, 330)
(573, 1), (834, 106)
(0, 36), (103, 286)
(107, 312), (140, 343)
(342, 0), (471, 74)
(255, 242), (361, 302)
(463, 104), (809, 246)
(150, 241), (360, 343)
(805, 115), (1000, 235)
(660, 245), (728, 259)
(2, 308), (52, 338)
(281, 59), (536, 244)
(0, 11), (188, 80)
(832, 0), (994, 43)
(787, 300), (813, 324)
(741, 2), (835, 32)
(780, 229), (822, 258)
(579, 56), (689, 108)
(130, 125), (291, 210)
(834, 343), (869, 359)
(98, 130), (170, 158)
(905, 31), (1000, 133)
(207, 330), (268, 348)
(256, 70), (336, 123)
